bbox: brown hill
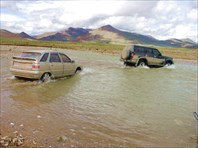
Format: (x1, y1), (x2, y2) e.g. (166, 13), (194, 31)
(1, 26), (197, 48)
(0, 29), (23, 39)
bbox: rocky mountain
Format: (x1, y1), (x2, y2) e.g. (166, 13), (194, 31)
(0, 29), (35, 40)
(19, 32), (35, 40)
(1, 25), (197, 48)
(88, 25), (197, 48)
(89, 25), (160, 44)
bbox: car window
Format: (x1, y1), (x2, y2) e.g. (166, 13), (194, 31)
(21, 52), (41, 59)
(153, 49), (161, 56)
(146, 48), (153, 56)
(40, 53), (49, 62)
(49, 53), (61, 62)
(60, 53), (71, 62)
(134, 46), (145, 55)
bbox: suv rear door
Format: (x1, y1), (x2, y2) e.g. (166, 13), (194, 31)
(134, 46), (154, 65)
(144, 47), (155, 65)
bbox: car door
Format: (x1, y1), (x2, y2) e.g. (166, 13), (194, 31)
(152, 49), (165, 66)
(59, 53), (76, 76)
(49, 52), (63, 77)
(144, 47), (155, 65)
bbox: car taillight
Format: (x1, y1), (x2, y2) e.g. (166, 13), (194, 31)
(131, 53), (135, 58)
(32, 64), (40, 69)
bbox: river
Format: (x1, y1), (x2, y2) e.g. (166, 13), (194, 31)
(1, 46), (197, 147)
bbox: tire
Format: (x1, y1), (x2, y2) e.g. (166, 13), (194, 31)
(40, 73), (51, 82)
(75, 67), (82, 73)
(165, 61), (173, 66)
(124, 61), (128, 65)
(137, 60), (147, 67)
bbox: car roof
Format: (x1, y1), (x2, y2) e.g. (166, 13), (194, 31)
(22, 50), (61, 54)
(124, 44), (156, 51)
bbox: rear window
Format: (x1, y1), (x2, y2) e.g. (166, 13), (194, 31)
(40, 53), (49, 62)
(21, 52), (41, 59)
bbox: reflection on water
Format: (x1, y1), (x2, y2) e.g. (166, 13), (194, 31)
(1, 48), (197, 147)
(7, 76), (79, 106)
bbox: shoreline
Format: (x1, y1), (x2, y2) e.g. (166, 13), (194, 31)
(0, 45), (197, 64)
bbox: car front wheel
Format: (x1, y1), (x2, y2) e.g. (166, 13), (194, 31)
(165, 61), (173, 66)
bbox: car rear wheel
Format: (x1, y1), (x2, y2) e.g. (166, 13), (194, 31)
(137, 60), (147, 67)
(41, 73), (51, 82)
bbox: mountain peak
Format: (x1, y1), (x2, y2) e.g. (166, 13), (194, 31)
(99, 25), (119, 32)
(19, 32), (35, 39)
(180, 38), (195, 44)
(0, 29), (11, 33)
(66, 27), (89, 37)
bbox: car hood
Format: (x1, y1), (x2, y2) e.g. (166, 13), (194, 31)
(161, 55), (173, 60)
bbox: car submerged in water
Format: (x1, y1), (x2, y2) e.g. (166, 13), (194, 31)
(10, 50), (82, 81)
(121, 44), (174, 67)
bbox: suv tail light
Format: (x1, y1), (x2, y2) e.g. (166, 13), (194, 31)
(32, 64), (40, 69)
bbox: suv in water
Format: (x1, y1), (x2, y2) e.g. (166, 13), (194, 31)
(121, 45), (174, 67)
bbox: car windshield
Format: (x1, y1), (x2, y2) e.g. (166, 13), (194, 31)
(21, 52), (41, 59)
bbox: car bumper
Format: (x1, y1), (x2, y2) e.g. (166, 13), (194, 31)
(10, 68), (42, 79)
(124, 59), (137, 64)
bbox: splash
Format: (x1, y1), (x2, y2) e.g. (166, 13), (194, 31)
(137, 65), (150, 69)
(164, 64), (176, 69)
(7, 76), (17, 80)
(80, 67), (95, 75)
(37, 77), (55, 85)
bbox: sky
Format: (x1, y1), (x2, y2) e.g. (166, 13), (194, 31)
(1, 0), (197, 42)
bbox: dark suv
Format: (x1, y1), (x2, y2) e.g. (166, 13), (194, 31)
(121, 45), (174, 67)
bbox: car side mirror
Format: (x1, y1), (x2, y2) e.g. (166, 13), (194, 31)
(71, 60), (75, 63)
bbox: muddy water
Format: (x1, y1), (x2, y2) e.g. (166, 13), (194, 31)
(1, 46), (197, 147)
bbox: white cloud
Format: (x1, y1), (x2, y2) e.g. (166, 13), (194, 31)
(187, 9), (198, 22)
(1, 14), (23, 21)
(173, 24), (197, 42)
(0, 0), (197, 42)
(155, 1), (179, 13)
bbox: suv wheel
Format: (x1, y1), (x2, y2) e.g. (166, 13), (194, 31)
(137, 59), (147, 67)
(165, 61), (173, 66)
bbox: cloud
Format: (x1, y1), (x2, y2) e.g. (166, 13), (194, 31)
(1, 0), (197, 42)
(1, 14), (23, 22)
(187, 9), (198, 22)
